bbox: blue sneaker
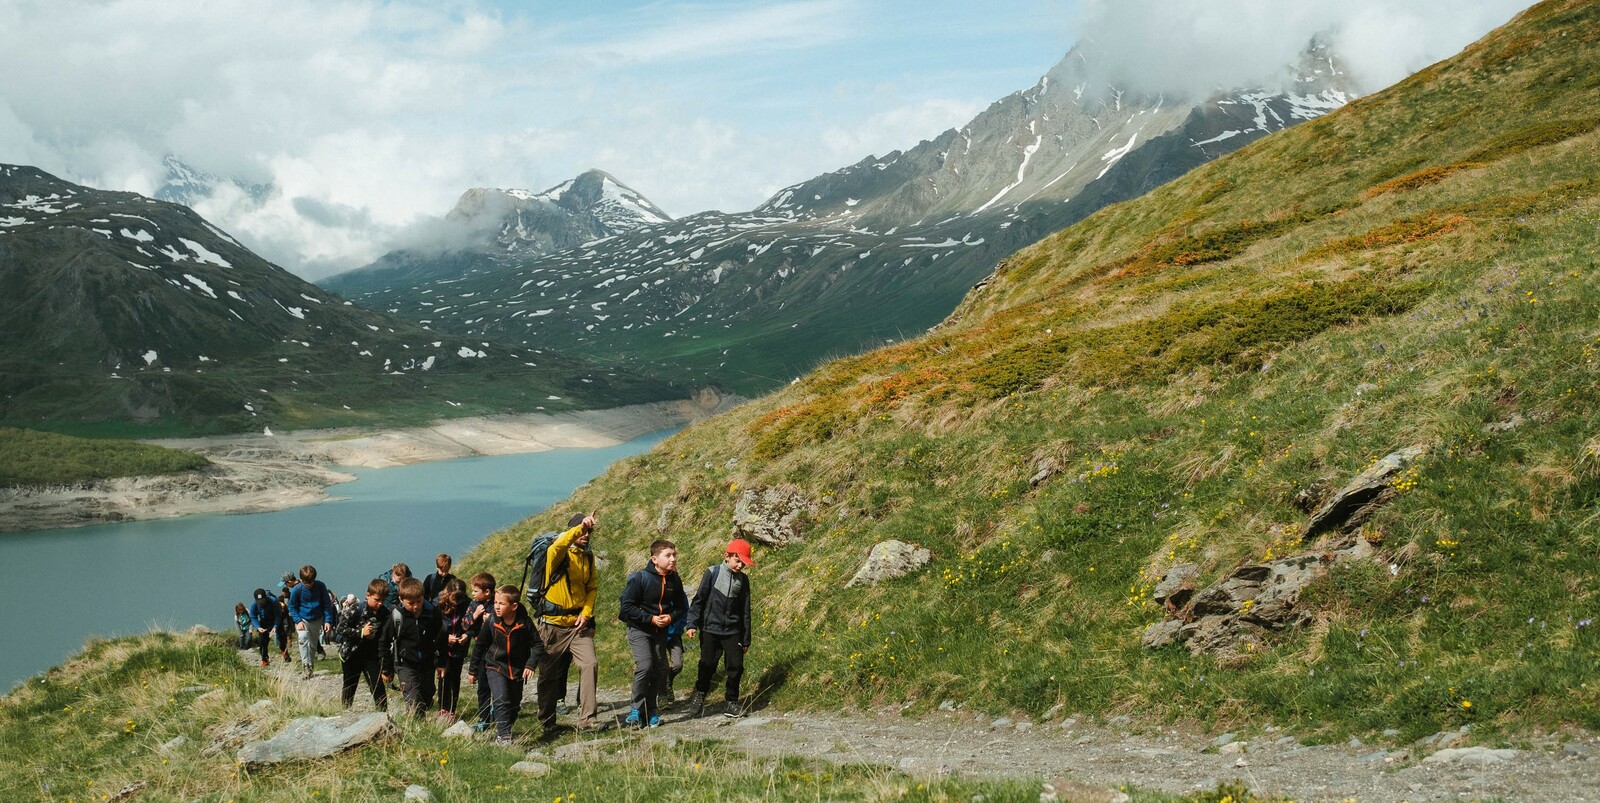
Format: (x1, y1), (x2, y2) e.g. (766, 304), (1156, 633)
(647, 714), (662, 728)
(623, 708), (641, 728)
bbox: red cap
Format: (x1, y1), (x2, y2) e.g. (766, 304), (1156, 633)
(726, 538), (756, 566)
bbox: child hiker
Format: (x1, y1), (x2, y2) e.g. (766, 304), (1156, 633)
(333, 580), (391, 711)
(465, 571), (497, 731)
(386, 577), (445, 718)
(248, 589), (281, 666)
(684, 538), (756, 718)
(469, 584), (540, 746)
(619, 539), (685, 728)
(234, 602), (252, 650)
(423, 553), (455, 603)
(437, 579), (473, 721)
(288, 565), (333, 679)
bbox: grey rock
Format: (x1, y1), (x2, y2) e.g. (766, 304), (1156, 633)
(1423, 746), (1517, 765)
(1483, 414), (1525, 433)
(403, 785), (433, 802)
(846, 540), (932, 587)
(1382, 728), (1401, 738)
(731, 486), (816, 547)
(1040, 778), (1131, 802)
(1219, 741), (1245, 755)
(939, 699), (958, 711)
(1210, 733), (1237, 748)
(1152, 563), (1200, 609)
(991, 717), (1015, 729)
(1563, 742), (1595, 759)
(237, 712), (396, 766)
(177, 685), (210, 694)
(441, 720), (477, 739)
(1348, 736), (1363, 748)
(735, 716), (772, 728)
(1106, 715), (1131, 726)
(1360, 750), (1389, 763)
(510, 760), (552, 776)
(1141, 619), (1185, 649)
(159, 735), (188, 754)
(1306, 445), (1427, 537)
(247, 699), (274, 714)
(655, 502), (677, 534)
(1016, 721), (1034, 732)
(186, 624), (218, 636)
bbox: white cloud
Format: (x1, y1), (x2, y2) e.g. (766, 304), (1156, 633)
(1070, 0), (1534, 97)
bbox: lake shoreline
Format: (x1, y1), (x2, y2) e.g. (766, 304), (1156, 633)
(0, 390), (737, 534)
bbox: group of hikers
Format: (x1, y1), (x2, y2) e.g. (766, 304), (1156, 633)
(231, 513), (756, 745)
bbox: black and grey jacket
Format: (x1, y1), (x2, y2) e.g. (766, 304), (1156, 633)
(683, 564), (752, 648)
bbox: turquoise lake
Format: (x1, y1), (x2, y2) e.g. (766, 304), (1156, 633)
(0, 429), (674, 691)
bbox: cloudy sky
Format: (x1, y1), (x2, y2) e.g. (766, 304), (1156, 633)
(0, 0), (1533, 279)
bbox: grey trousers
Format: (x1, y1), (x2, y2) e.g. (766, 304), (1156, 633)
(625, 627), (667, 720)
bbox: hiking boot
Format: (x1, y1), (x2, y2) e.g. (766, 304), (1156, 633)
(260, 659), (268, 667)
(722, 700), (742, 718)
(623, 708), (641, 728)
(494, 736), (513, 747)
(687, 691), (706, 718)
(647, 714), (663, 728)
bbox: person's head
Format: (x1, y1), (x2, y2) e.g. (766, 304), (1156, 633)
(235, 602), (246, 616)
(253, 588), (270, 604)
(444, 576), (467, 599)
(568, 512), (595, 548)
(470, 572), (496, 602)
(435, 553), (452, 574)
(398, 577), (424, 615)
(299, 565), (317, 583)
(365, 578), (388, 609)
(493, 584), (520, 619)
(439, 587), (463, 615)
(280, 571), (297, 589)
(724, 538), (756, 573)
(650, 539), (677, 574)
(392, 563), (412, 581)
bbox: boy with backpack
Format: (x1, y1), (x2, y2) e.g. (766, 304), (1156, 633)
(469, 584), (541, 746)
(618, 539), (685, 728)
(288, 565), (333, 679)
(423, 553), (456, 603)
(465, 571), (497, 731)
(333, 579), (392, 711)
(684, 538), (757, 718)
(383, 577), (445, 718)
(247, 588), (281, 666)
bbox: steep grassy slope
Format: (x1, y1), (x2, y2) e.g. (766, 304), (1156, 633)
(466, 0), (1600, 739)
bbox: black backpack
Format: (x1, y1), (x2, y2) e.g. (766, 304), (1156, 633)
(519, 531), (575, 616)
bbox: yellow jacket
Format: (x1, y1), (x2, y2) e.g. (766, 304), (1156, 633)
(542, 524), (597, 627)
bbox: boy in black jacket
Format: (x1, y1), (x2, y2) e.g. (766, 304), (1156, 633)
(469, 584), (541, 745)
(618, 539), (685, 728)
(333, 579), (391, 711)
(684, 538), (755, 718)
(384, 577), (445, 719)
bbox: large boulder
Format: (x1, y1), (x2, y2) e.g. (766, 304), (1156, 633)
(846, 540), (932, 587)
(731, 485), (816, 547)
(237, 712), (396, 767)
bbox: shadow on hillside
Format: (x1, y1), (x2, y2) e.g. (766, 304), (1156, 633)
(748, 651), (810, 713)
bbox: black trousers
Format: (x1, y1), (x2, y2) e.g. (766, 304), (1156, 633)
(340, 651), (387, 710)
(693, 633), (746, 702)
(439, 654), (465, 713)
(396, 663), (436, 718)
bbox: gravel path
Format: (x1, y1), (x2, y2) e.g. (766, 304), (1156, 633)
(266, 653), (1599, 802)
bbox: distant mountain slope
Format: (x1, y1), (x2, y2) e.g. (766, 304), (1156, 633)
(343, 42), (1352, 394)
(322, 169), (671, 297)
(465, 0), (1600, 738)
(0, 165), (678, 434)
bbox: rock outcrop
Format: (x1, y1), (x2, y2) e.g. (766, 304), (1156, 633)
(1143, 446), (1425, 655)
(731, 485), (815, 547)
(846, 540), (932, 587)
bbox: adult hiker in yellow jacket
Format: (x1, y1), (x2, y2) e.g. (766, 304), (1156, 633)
(536, 513), (601, 731)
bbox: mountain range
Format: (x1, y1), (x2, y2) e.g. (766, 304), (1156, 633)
(0, 165), (678, 433)
(329, 40), (1353, 394)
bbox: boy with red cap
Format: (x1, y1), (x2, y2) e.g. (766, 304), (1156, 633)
(683, 538), (756, 718)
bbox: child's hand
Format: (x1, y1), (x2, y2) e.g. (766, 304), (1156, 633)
(684, 628), (697, 639)
(521, 667), (535, 681)
(467, 674), (476, 686)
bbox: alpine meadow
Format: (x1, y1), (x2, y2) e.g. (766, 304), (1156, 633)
(4, 1), (1600, 801)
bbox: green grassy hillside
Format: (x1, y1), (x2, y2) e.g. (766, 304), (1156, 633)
(0, 427), (209, 487)
(465, 0), (1600, 740)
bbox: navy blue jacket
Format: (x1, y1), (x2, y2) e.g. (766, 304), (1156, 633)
(618, 563), (686, 635)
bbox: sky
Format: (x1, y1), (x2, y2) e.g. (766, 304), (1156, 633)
(0, 0), (1534, 280)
